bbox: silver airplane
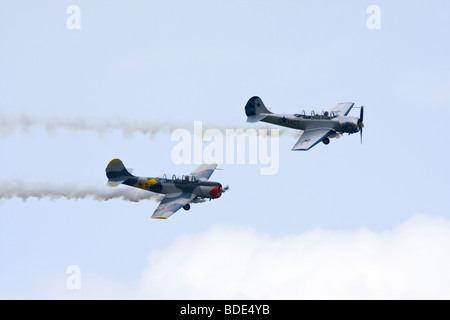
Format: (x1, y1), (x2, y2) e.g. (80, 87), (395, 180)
(105, 159), (227, 219)
(245, 96), (364, 151)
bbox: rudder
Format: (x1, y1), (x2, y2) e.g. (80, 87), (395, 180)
(105, 158), (134, 186)
(245, 96), (272, 116)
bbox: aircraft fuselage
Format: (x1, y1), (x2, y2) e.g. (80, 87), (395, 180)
(261, 113), (361, 134)
(122, 176), (223, 199)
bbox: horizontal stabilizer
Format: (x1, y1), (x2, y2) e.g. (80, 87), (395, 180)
(106, 178), (128, 187)
(246, 114), (269, 123)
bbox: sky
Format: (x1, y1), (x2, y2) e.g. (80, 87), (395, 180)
(1, 1), (450, 299)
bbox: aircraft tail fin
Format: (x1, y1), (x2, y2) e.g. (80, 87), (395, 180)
(245, 96), (272, 122)
(105, 158), (135, 187)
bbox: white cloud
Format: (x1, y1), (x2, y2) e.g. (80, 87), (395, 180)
(137, 213), (450, 299)
(22, 213), (450, 300)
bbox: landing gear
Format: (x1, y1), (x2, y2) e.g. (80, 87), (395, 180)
(183, 203), (191, 211)
(323, 138), (330, 145)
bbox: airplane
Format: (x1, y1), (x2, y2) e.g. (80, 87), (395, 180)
(105, 159), (228, 219)
(245, 96), (364, 151)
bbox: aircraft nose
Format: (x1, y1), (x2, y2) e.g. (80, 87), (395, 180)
(209, 185), (222, 198)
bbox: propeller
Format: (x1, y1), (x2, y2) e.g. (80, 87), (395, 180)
(358, 106), (364, 144)
(222, 185), (229, 193)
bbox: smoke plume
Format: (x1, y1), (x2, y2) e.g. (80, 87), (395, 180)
(0, 111), (295, 138)
(0, 180), (163, 202)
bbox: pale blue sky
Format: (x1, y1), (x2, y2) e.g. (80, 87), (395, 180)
(1, 1), (450, 299)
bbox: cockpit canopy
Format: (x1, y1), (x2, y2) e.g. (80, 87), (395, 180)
(294, 110), (338, 119)
(160, 174), (200, 182)
(182, 175), (200, 182)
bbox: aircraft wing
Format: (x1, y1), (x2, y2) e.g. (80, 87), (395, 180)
(151, 192), (197, 219)
(189, 164), (218, 181)
(330, 102), (354, 117)
(292, 128), (335, 151)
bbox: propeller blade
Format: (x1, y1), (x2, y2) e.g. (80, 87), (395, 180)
(358, 106), (364, 144)
(222, 185), (229, 193)
(360, 106), (364, 123)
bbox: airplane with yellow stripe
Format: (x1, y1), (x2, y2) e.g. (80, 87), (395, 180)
(105, 159), (228, 219)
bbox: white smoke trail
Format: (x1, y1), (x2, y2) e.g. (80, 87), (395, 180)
(0, 180), (163, 203)
(0, 112), (177, 138)
(0, 111), (296, 138)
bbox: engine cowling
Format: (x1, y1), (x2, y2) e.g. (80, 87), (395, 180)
(208, 185), (222, 199)
(339, 116), (360, 133)
(197, 184), (222, 199)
